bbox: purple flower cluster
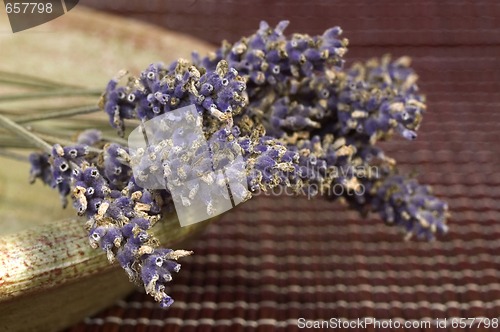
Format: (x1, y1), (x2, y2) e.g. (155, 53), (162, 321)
(29, 136), (190, 308)
(102, 60), (246, 137)
(29, 20), (449, 308)
(344, 158), (449, 240)
(373, 173), (449, 240)
(237, 134), (299, 192)
(193, 21), (448, 240)
(196, 21), (346, 94)
(334, 55), (425, 143)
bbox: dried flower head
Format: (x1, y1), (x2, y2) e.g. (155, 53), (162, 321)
(21, 20), (449, 308)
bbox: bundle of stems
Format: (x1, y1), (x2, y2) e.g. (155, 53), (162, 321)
(0, 71), (122, 155)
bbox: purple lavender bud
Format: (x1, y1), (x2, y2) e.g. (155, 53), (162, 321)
(122, 218), (152, 238)
(322, 26), (343, 40)
(304, 48), (322, 62)
(159, 296), (174, 308)
(200, 83), (214, 96)
(101, 226), (123, 249)
(89, 226), (107, 247)
(82, 167), (102, 185)
(265, 49), (282, 64)
(28, 152), (53, 185)
(116, 244), (135, 269)
(140, 190), (161, 214)
(255, 155), (276, 170)
(238, 137), (252, 154)
(62, 145), (89, 162)
(163, 260), (181, 273)
(56, 182), (71, 208)
(77, 129), (102, 146)
(53, 157), (70, 175)
(350, 173), (449, 240)
(86, 198), (103, 216)
(397, 124), (417, 140)
(103, 143), (132, 187)
(114, 196), (134, 213)
(140, 261), (159, 285)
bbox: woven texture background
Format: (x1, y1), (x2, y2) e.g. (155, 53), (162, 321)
(69, 1), (499, 331)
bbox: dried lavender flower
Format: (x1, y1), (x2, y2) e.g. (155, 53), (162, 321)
(101, 59), (247, 137)
(28, 137), (189, 307)
(22, 20), (448, 309)
(333, 55), (425, 143)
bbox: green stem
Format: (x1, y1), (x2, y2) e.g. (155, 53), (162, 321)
(0, 136), (35, 149)
(0, 148), (28, 162)
(34, 131), (101, 153)
(0, 89), (102, 102)
(0, 78), (57, 90)
(0, 70), (81, 89)
(15, 105), (100, 124)
(101, 134), (128, 146)
(0, 114), (52, 152)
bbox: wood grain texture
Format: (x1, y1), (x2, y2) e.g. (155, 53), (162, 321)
(0, 213), (213, 332)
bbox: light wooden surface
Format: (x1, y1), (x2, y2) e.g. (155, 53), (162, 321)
(0, 7), (213, 332)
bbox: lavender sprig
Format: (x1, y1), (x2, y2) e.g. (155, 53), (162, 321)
(10, 20), (450, 308)
(101, 60), (246, 137)
(29, 138), (191, 308)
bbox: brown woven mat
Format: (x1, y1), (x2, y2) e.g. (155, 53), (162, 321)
(69, 1), (500, 331)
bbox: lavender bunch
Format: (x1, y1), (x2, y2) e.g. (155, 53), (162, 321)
(0, 20), (448, 308)
(194, 21), (448, 239)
